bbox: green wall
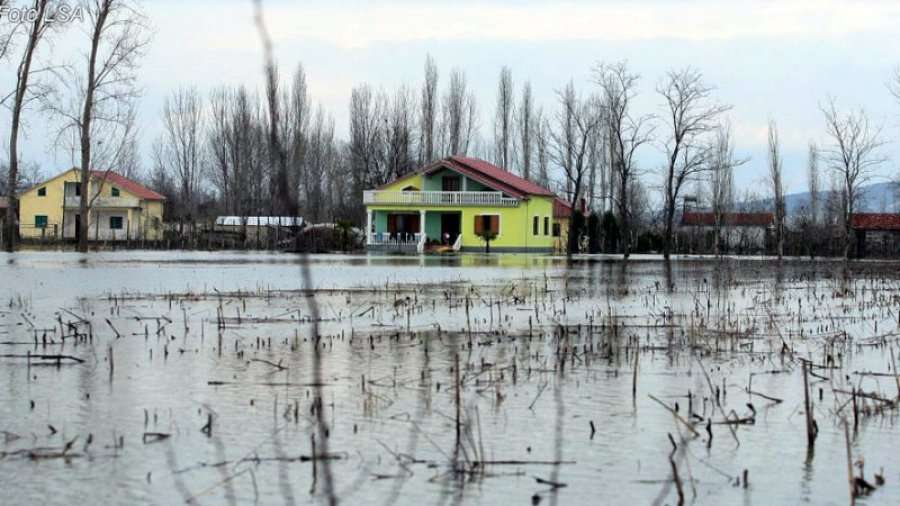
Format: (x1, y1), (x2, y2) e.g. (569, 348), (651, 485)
(423, 169), (489, 192)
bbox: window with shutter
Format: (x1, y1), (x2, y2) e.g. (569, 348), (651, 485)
(533, 216), (539, 235)
(489, 215), (499, 234)
(474, 215), (499, 235)
(544, 217), (549, 235)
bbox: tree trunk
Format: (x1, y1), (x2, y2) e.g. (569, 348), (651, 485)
(618, 175), (630, 259)
(78, 2), (108, 253)
(663, 202), (675, 260)
(5, 1), (49, 252)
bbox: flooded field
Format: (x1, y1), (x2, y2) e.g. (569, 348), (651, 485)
(2, 251), (900, 505)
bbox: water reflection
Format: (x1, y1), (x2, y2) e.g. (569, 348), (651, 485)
(2, 252), (900, 505)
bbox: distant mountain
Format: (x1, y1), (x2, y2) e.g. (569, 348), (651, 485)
(748, 182), (899, 215)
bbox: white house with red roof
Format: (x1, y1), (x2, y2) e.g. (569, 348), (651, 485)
(18, 168), (166, 241)
(364, 156), (566, 253)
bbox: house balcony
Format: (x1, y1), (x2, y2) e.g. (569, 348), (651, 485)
(363, 190), (519, 207)
(64, 195), (141, 209)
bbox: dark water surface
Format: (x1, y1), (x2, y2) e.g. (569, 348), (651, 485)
(2, 251), (899, 505)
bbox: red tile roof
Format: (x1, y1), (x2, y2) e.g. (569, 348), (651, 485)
(553, 198), (573, 218)
(552, 197), (589, 219)
(681, 212), (773, 227)
(851, 213), (900, 231)
(91, 170), (166, 201)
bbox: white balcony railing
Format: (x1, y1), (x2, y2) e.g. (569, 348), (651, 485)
(368, 232), (421, 246)
(64, 195), (141, 208)
(363, 190), (519, 207)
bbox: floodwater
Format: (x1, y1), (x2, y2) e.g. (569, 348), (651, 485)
(2, 251), (900, 505)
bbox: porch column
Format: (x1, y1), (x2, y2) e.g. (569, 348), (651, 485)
(419, 210), (426, 239)
(366, 209), (373, 245)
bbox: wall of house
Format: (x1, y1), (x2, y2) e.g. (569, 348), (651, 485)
(456, 196), (555, 252)
(421, 169), (488, 192)
(381, 174), (423, 192)
(554, 217), (570, 253)
(18, 169), (77, 238)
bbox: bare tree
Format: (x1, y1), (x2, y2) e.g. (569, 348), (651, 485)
(207, 86), (265, 219)
(303, 106), (334, 223)
(517, 81), (534, 180)
(258, 54), (296, 218)
(5, 0), (56, 251)
(657, 67), (730, 259)
(48, 0), (149, 252)
(440, 68), (477, 156)
(349, 84), (386, 196)
(207, 87), (233, 213)
(890, 66), (900, 187)
(708, 123), (742, 255)
(889, 65), (900, 103)
(419, 54), (438, 165)
(0, 13), (17, 68)
(767, 120), (785, 259)
(534, 110), (551, 189)
(594, 61), (654, 258)
(807, 142), (820, 226)
(287, 64), (311, 216)
(388, 85), (416, 175)
(551, 81), (604, 254)
(493, 66), (514, 170)
(820, 98), (885, 259)
(154, 87), (205, 220)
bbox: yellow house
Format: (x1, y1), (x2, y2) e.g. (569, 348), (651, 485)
(19, 168), (166, 241)
(364, 156), (562, 253)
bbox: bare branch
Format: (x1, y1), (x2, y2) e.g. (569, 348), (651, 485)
(656, 67), (730, 258)
(819, 97), (886, 259)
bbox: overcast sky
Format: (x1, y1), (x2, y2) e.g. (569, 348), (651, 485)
(3, 0), (900, 194)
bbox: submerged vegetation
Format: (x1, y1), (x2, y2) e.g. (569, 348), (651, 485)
(2, 253), (900, 504)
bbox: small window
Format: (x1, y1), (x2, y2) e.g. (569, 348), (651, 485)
(533, 216), (539, 235)
(442, 176), (461, 191)
(111, 187), (120, 197)
(553, 223), (561, 237)
(544, 217), (550, 236)
(35, 216), (48, 229)
(109, 216), (124, 230)
(74, 184), (81, 197)
(37, 187), (47, 197)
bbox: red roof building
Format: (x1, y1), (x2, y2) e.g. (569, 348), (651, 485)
(851, 213), (900, 231)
